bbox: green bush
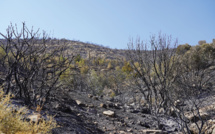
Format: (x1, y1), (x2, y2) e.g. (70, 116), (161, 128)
(177, 42), (215, 71)
(176, 43), (191, 55)
(107, 62), (113, 70)
(80, 65), (89, 74)
(0, 47), (6, 59)
(122, 61), (133, 74)
(74, 54), (82, 62)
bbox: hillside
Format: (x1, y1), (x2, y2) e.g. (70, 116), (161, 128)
(45, 39), (128, 60)
(1, 24), (215, 134)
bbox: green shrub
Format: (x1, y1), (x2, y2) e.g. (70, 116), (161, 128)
(76, 58), (85, 67)
(0, 47), (6, 59)
(176, 43), (191, 55)
(198, 40), (206, 45)
(80, 65), (89, 74)
(188, 43), (215, 69)
(74, 54), (82, 62)
(122, 61), (133, 74)
(110, 91), (116, 98)
(107, 62), (113, 70)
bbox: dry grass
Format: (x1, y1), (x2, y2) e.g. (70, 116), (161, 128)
(0, 89), (57, 134)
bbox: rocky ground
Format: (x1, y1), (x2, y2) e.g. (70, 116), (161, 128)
(43, 89), (180, 134)
(11, 88), (215, 134)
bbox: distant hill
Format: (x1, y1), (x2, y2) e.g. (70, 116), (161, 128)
(44, 38), (128, 60)
(0, 38), (128, 60)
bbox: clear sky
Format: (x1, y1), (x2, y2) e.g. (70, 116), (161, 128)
(1, 0), (215, 49)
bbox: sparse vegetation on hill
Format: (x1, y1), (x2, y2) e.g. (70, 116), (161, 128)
(0, 24), (215, 133)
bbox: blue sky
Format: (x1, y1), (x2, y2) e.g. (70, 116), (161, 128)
(1, 0), (215, 49)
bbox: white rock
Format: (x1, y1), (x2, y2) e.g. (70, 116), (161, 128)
(75, 100), (86, 106)
(141, 129), (167, 134)
(103, 110), (115, 117)
(75, 100), (82, 105)
(27, 113), (41, 122)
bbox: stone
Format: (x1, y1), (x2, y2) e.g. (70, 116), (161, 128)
(100, 103), (107, 108)
(174, 100), (180, 106)
(137, 120), (141, 125)
(127, 128), (133, 132)
(103, 110), (115, 117)
(88, 94), (93, 98)
(128, 120), (134, 125)
(88, 104), (94, 108)
(125, 117), (129, 120)
(97, 113), (102, 117)
(158, 108), (165, 114)
(75, 100), (85, 107)
(174, 100), (185, 108)
(103, 127), (106, 131)
(141, 129), (167, 134)
(119, 130), (132, 134)
(114, 103), (122, 109)
(119, 130), (126, 134)
(169, 107), (178, 117)
(54, 103), (60, 109)
(27, 113), (41, 122)
(75, 100), (82, 105)
(36, 95), (40, 99)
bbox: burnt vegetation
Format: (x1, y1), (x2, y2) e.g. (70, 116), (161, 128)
(0, 23), (215, 133)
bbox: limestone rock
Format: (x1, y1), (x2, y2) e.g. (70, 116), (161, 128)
(119, 130), (126, 134)
(27, 113), (41, 122)
(75, 100), (85, 107)
(127, 128), (133, 132)
(141, 129), (167, 134)
(103, 110), (115, 117)
(119, 130), (131, 134)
